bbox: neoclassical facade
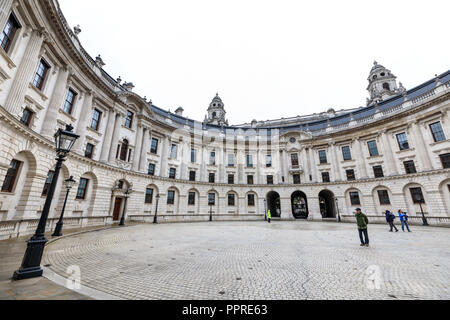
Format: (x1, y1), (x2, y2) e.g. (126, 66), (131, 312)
(0, 0), (449, 239)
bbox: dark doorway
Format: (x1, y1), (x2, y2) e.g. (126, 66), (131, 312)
(113, 197), (123, 221)
(266, 191), (281, 217)
(319, 190), (336, 218)
(291, 191), (308, 219)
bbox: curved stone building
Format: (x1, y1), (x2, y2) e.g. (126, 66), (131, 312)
(0, 0), (449, 239)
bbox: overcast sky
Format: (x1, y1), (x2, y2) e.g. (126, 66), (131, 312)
(59, 0), (449, 125)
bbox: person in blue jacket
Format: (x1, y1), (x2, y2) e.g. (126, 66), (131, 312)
(398, 209), (411, 232)
(385, 210), (398, 232)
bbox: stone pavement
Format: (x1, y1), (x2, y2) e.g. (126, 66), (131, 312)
(41, 221), (450, 300)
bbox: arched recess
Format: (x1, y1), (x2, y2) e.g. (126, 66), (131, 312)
(266, 191), (281, 217)
(75, 172), (98, 218)
(371, 185), (394, 216)
(144, 184), (159, 215)
(187, 188), (200, 214)
(166, 186), (180, 215)
(245, 191), (258, 214)
(206, 189), (219, 213)
(110, 179), (131, 221)
(51, 163), (71, 218)
(318, 189), (336, 218)
(345, 187), (363, 215)
(226, 190), (239, 213)
(291, 191), (308, 219)
(402, 182), (430, 217)
(438, 179), (450, 217)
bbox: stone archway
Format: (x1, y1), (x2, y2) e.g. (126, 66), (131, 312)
(266, 191), (281, 218)
(291, 191), (308, 219)
(319, 190), (336, 218)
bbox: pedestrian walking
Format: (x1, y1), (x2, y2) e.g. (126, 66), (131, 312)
(267, 210), (272, 223)
(355, 208), (369, 247)
(385, 210), (399, 232)
(398, 209), (411, 232)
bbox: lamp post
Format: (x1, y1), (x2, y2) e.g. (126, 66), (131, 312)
(153, 194), (160, 224)
(119, 187), (134, 226)
(415, 194), (429, 226)
(13, 124), (79, 280)
(264, 198), (267, 221)
(335, 197), (341, 223)
(52, 176), (76, 237)
(209, 204), (213, 222)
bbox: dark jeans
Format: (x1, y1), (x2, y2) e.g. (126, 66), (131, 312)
(389, 221), (398, 232)
(268, 218), (271, 223)
(358, 229), (369, 245)
(401, 220), (411, 232)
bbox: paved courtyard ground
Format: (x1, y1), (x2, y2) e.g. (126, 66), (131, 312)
(41, 221), (449, 300)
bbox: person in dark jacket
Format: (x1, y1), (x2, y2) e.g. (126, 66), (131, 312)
(355, 208), (369, 247)
(398, 210), (411, 232)
(385, 210), (399, 232)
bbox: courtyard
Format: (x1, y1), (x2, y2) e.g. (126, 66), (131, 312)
(37, 221), (450, 300)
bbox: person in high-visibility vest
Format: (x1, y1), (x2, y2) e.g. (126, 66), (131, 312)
(267, 210), (272, 223)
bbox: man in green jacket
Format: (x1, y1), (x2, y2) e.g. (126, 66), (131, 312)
(267, 210), (272, 223)
(355, 208), (369, 247)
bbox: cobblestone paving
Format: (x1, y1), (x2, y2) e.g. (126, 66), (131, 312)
(43, 221), (450, 300)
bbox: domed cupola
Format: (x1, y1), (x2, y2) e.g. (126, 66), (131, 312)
(366, 61), (400, 106)
(206, 93), (229, 126)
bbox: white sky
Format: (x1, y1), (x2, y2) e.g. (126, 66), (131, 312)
(59, 0), (449, 125)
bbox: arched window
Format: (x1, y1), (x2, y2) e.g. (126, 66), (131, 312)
(120, 139), (129, 161)
(383, 83), (390, 91)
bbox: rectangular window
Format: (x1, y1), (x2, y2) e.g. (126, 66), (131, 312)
(151, 138), (159, 154)
(188, 192), (195, 205)
(209, 172), (215, 183)
(267, 175), (274, 185)
(404, 160), (417, 174)
(367, 140), (379, 157)
(377, 190), (391, 205)
(373, 165), (384, 178)
(76, 178), (89, 200)
(248, 194), (255, 206)
(247, 175), (254, 185)
(145, 188), (153, 204)
(170, 144), (177, 159)
(63, 89), (77, 114)
(293, 174), (301, 184)
(322, 172), (330, 183)
(33, 59), (50, 90)
(148, 163), (155, 176)
(169, 168), (176, 179)
(125, 110), (134, 128)
(246, 154), (253, 168)
(228, 194), (235, 206)
(191, 149), (196, 163)
(167, 190), (175, 205)
(439, 153), (450, 169)
(228, 174), (234, 184)
(90, 109), (102, 131)
(85, 143), (94, 159)
(20, 108), (33, 127)
(430, 122), (446, 142)
(319, 150), (327, 164)
(209, 152), (216, 165)
(1, 159), (22, 193)
(349, 192), (361, 206)
(342, 146), (352, 161)
(291, 153), (299, 166)
(346, 169), (356, 181)
(41, 170), (55, 197)
(266, 154), (272, 167)
(410, 187), (425, 204)
(189, 171), (196, 182)
(396, 132), (409, 150)
(0, 14), (20, 53)
(208, 193), (216, 206)
(228, 154), (234, 167)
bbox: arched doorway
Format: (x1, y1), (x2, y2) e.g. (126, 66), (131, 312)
(319, 190), (336, 218)
(266, 191), (281, 217)
(291, 191), (308, 219)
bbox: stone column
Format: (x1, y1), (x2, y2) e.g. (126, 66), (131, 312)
(0, 0), (14, 38)
(108, 112), (123, 162)
(139, 127), (150, 172)
(410, 121), (432, 171)
(308, 147), (317, 182)
(40, 66), (70, 139)
(132, 124), (144, 171)
(160, 135), (169, 177)
(4, 29), (44, 116)
(353, 138), (368, 179)
(331, 143), (342, 181)
(73, 91), (93, 153)
(300, 147), (309, 182)
(100, 109), (116, 162)
(281, 149), (288, 183)
(380, 130), (397, 176)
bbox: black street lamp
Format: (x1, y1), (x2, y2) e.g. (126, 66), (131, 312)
(414, 194), (429, 226)
(335, 197), (341, 223)
(153, 194), (160, 224)
(119, 187), (134, 226)
(264, 198), (267, 221)
(52, 176), (76, 237)
(13, 124), (79, 280)
(209, 204), (213, 222)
